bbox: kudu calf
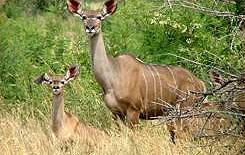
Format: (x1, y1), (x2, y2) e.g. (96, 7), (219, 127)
(35, 65), (107, 143)
(67, 0), (206, 141)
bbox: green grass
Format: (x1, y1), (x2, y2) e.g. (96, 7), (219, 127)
(0, 0), (243, 121)
(0, 11), (112, 128)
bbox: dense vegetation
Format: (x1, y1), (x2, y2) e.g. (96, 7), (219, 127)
(0, 0), (244, 125)
(0, 0), (244, 153)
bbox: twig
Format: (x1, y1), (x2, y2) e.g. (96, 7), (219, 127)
(195, 113), (213, 138)
(151, 110), (210, 120)
(197, 132), (243, 139)
(152, 108), (245, 125)
(168, 0), (245, 20)
(166, 53), (238, 78)
(230, 19), (245, 52)
(213, 110), (245, 117)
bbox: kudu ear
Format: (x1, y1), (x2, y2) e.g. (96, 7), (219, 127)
(64, 64), (80, 82)
(67, 0), (83, 15)
(34, 73), (50, 85)
(101, 0), (117, 19)
(209, 70), (224, 86)
(240, 73), (245, 82)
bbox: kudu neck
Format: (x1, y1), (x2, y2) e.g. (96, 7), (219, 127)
(52, 93), (65, 129)
(89, 32), (113, 92)
(90, 32), (109, 67)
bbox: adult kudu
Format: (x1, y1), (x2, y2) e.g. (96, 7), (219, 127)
(67, 0), (206, 139)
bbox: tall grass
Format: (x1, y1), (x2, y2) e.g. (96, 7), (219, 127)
(0, 111), (244, 155)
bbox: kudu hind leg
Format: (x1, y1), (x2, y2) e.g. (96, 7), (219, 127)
(166, 121), (178, 144)
(167, 119), (190, 144)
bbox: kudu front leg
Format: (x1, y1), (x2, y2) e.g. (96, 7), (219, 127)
(111, 112), (127, 129)
(126, 107), (140, 128)
(104, 91), (128, 127)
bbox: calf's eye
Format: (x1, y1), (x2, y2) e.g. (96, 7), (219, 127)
(82, 15), (87, 20)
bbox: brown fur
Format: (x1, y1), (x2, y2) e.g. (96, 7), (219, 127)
(67, 0), (206, 141)
(106, 54), (205, 120)
(54, 110), (106, 143)
(35, 67), (107, 144)
(210, 71), (245, 133)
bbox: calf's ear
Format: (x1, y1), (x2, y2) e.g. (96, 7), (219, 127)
(67, 0), (83, 15)
(64, 64), (80, 82)
(34, 73), (50, 84)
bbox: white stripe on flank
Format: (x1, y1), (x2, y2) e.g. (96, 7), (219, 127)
(187, 72), (195, 91)
(142, 67), (148, 107)
(151, 65), (163, 100)
(146, 65), (157, 100)
(166, 66), (177, 92)
(201, 80), (206, 93)
(167, 83), (188, 100)
(139, 96), (144, 113)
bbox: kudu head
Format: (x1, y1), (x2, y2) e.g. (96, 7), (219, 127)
(67, 0), (117, 36)
(209, 70), (245, 86)
(35, 65), (80, 95)
(209, 70), (225, 87)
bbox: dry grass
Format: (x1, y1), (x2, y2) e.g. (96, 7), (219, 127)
(0, 113), (244, 155)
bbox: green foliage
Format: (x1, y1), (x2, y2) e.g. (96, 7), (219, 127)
(0, 0), (244, 128)
(0, 12), (111, 127)
(103, 0), (243, 82)
(113, 2), (245, 118)
(2, 0), (66, 17)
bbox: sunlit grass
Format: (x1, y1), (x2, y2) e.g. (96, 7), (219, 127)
(0, 110), (244, 155)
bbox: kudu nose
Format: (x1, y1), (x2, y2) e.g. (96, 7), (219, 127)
(85, 26), (95, 32)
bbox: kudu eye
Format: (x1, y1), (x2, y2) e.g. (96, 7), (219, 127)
(82, 15), (87, 20)
(97, 16), (102, 20)
(49, 81), (53, 84)
(60, 81), (65, 85)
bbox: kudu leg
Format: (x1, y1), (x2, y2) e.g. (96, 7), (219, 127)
(112, 112), (127, 127)
(126, 107), (140, 128)
(166, 122), (178, 144)
(104, 91), (127, 125)
(167, 119), (190, 144)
